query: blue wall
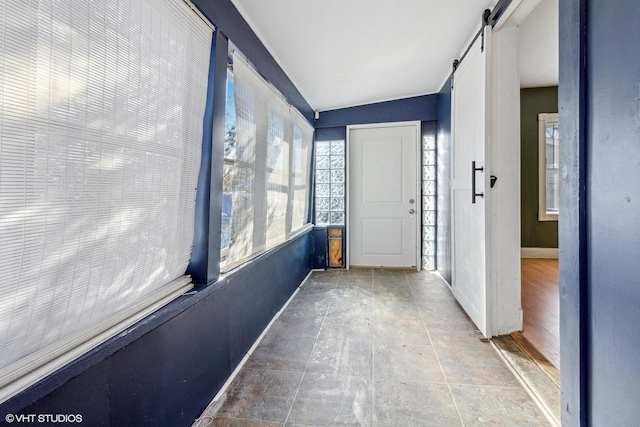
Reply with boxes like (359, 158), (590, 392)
(436, 75), (452, 284)
(585, 0), (640, 424)
(315, 94), (437, 128)
(312, 97), (438, 270)
(560, 0), (640, 425)
(315, 126), (347, 142)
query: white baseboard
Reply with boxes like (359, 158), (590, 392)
(521, 247), (559, 259)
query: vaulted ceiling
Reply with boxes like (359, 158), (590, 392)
(229, 0), (558, 112)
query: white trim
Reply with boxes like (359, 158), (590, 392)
(490, 339), (560, 427)
(346, 130), (352, 270)
(521, 247), (559, 259)
(346, 121), (422, 271)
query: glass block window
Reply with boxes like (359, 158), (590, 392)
(315, 140), (346, 225)
(423, 135), (437, 270)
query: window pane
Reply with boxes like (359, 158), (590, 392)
(331, 183), (345, 197)
(222, 52), (313, 272)
(423, 165), (436, 181)
(265, 111), (288, 249)
(316, 211), (330, 224)
(291, 124), (313, 231)
(330, 212), (345, 225)
(331, 169), (345, 184)
(331, 140), (345, 155)
(316, 184), (330, 197)
(331, 198), (345, 211)
(316, 141), (331, 155)
(317, 197), (330, 211)
(222, 70), (236, 252)
(316, 169), (330, 183)
(331, 155), (345, 169)
(545, 122), (560, 213)
(424, 195), (436, 211)
(225, 72), (237, 161)
(316, 155), (330, 169)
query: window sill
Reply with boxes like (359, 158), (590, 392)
(539, 213), (559, 222)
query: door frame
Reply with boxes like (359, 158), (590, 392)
(346, 121), (422, 270)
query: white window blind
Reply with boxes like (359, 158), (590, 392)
(0, 0), (213, 402)
(222, 52), (313, 272)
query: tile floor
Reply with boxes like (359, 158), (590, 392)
(194, 269), (550, 426)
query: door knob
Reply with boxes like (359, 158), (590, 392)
(409, 209), (415, 214)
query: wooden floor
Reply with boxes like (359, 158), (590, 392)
(520, 258), (559, 369)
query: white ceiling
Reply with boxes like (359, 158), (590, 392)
(518, 0), (559, 88)
(230, 0), (558, 112)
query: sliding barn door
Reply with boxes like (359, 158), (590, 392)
(451, 27), (492, 337)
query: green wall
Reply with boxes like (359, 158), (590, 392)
(521, 86), (558, 248)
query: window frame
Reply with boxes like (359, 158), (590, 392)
(538, 113), (560, 221)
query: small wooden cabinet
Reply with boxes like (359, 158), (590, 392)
(327, 227), (344, 268)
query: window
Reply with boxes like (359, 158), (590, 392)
(0, 0), (213, 402)
(422, 134), (437, 270)
(314, 140), (346, 225)
(221, 70), (236, 253)
(221, 51), (313, 273)
(538, 113), (560, 221)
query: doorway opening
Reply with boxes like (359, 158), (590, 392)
(513, 0), (560, 381)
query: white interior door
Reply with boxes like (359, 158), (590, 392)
(348, 123), (419, 269)
(452, 28), (491, 336)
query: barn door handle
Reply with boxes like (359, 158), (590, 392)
(472, 161), (484, 204)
